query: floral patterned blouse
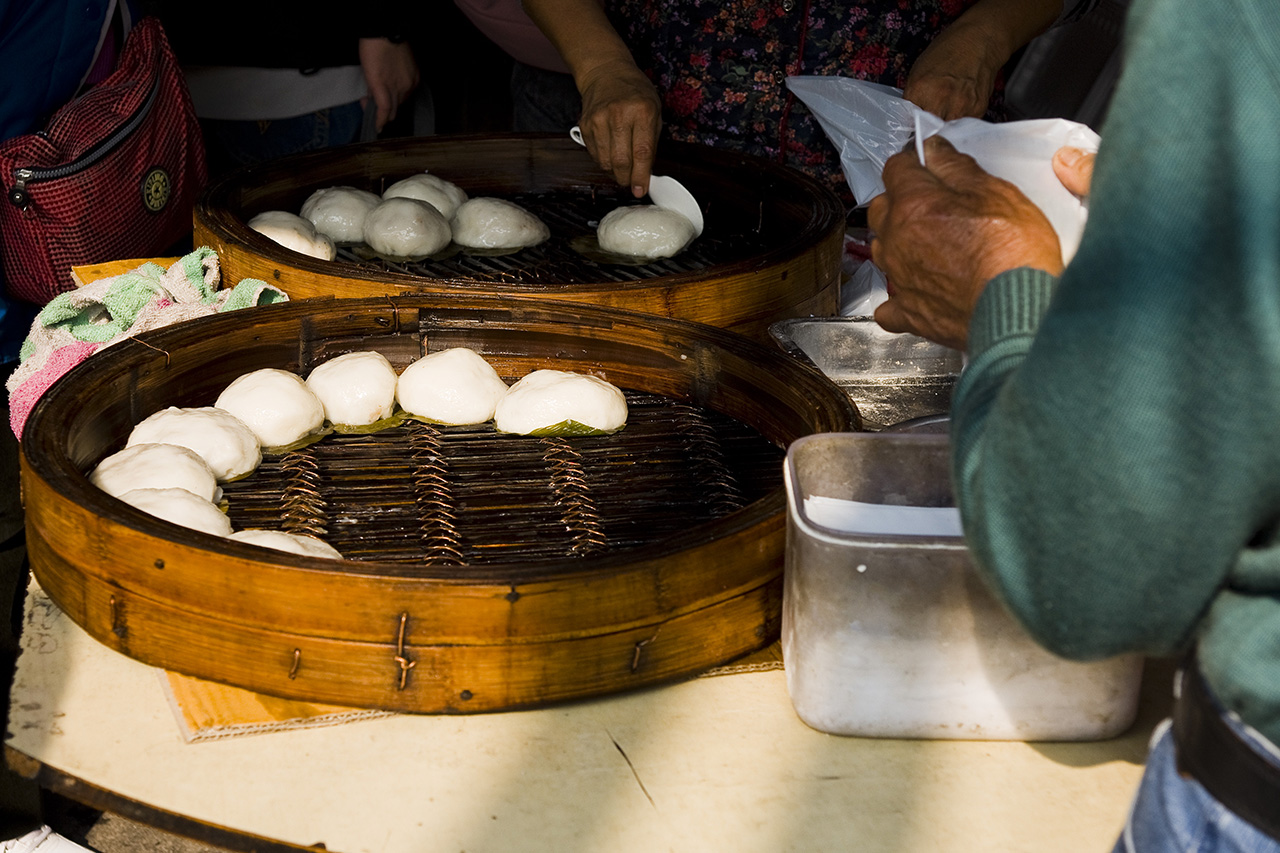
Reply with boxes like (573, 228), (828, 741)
(606, 0), (1094, 201)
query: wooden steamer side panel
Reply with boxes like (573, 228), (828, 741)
(23, 470), (787, 644)
(24, 515), (783, 713)
(22, 297), (857, 713)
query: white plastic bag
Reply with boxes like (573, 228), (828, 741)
(842, 254), (889, 316)
(787, 76), (1099, 265)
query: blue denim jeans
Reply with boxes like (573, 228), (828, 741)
(510, 62), (581, 133)
(200, 100), (366, 177)
(1114, 720), (1280, 853)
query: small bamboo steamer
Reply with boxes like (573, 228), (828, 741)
(22, 295), (858, 713)
(193, 134), (845, 340)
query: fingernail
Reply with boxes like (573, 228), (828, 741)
(1056, 146), (1086, 165)
(632, 185), (645, 198)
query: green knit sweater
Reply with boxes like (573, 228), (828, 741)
(952, 0), (1280, 747)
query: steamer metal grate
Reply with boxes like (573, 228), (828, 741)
(335, 187), (762, 284)
(221, 392), (784, 573)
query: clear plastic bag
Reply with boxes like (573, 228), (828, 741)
(788, 76), (1099, 265)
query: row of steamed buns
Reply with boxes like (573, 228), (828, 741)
(87, 347), (628, 559)
(248, 170), (698, 262)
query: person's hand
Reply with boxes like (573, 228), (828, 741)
(902, 19), (1004, 119)
(1052, 146), (1096, 198)
(903, 0), (1062, 120)
(576, 59), (662, 197)
(520, 0), (661, 195)
(869, 136), (1064, 350)
(358, 38), (421, 132)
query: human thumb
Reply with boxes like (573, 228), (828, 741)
(1052, 146), (1096, 198)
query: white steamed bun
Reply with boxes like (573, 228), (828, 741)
(300, 186), (382, 243)
(363, 197), (452, 258)
(494, 369), (628, 435)
(396, 347), (509, 425)
(126, 406), (261, 482)
(451, 197), (550, 249)
(305, 351), (399, 427)
(228, 529), (343, 560)
(247, 210), (336, 261)
(117, 487), (233, 537)
(90, 443), (221, 502)
(597, 204), (696, 259)
(382, 172), (468, 218)
(215, 368), (326, 449)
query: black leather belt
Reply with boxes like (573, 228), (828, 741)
(1173, 659), (1280, 842)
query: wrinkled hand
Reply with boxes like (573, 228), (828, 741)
(902, 20), (1003, 119)
(359, 38), (421, 132)
(576, 59), (662, 197)
(1052, 146), (1096, 198)
(869, 136), (1063, 350)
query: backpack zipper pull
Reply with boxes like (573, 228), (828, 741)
(8, 169), (32, 210)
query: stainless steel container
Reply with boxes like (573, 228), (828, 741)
(782, 431), (1144, 740)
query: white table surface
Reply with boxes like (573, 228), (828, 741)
(7, 582), (1167, 853)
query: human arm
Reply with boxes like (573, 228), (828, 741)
(902, 0), (1062, 119)
(522, 0), (661, 196)
(890, 0), (1280, 694)
(358, 38), (420, 132)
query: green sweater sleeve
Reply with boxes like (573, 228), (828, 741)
(950, 0), (1280, 743)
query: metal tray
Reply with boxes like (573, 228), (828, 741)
(770, 317), (963, 430)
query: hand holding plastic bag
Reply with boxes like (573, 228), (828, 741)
(787, 76), (1099, 265)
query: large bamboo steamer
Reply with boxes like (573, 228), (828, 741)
(22, 295), (859, 713)
(193, 135), (845, 340)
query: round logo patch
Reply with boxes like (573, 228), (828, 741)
(141, 167), (171, 213)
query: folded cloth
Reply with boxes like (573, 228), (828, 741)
(0, 824), (96, 852)
(5, 247), (286, 439)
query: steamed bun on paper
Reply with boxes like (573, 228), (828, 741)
(215, 368), (326, 449)
(305, 351), (399, 427)
(300, 186), (381, 243)
(247, 210), (337, 261)
(396, 347), (509, 425)
(494, 369), (628, 435)
(126, 406), (262, 482)
(596, 205), (696, 259)
(382, 172), (468, 219)
(228, 529), (343, 560)
(451, 198), (550, 250)
(89, 443), (221, 502)
(117, 487), (233, 537)
(363, 197), (452, 258)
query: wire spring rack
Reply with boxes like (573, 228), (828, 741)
(221, 392), (783, 573)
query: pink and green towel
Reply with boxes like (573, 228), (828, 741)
(6, 247), (287, 438)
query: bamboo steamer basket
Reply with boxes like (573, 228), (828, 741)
(22, 295), (859, 713)
(193, 134), (845, 340)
